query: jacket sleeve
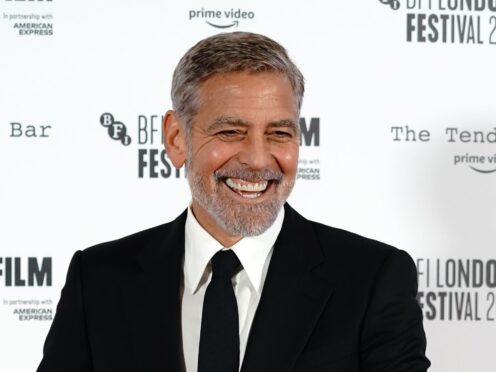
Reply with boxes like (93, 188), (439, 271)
(37, 250), (93, 372)
(360, 249), (430, 372)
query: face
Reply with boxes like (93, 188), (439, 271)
(167, 71), (299, 244)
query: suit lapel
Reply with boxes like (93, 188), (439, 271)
(121, 210), (187, 372)
(241, 204), (335, 372)
(118, 205), (335, 372)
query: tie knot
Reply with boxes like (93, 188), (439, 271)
(211, 250), (240, 279)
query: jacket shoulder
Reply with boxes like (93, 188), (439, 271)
(284, 204), (406, 265)
(305, 218), (415, 275)
(83, 222), (171, 259)
(78, 210), (186, 275)
(311, 221), (397, 255)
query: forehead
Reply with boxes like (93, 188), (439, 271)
(197, 71), (297, 116)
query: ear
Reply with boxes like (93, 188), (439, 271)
(163, 110), (187, 168)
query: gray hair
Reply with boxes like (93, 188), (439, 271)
(171, 32), (305, 133)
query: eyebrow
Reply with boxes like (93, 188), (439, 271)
(207, 116), (298, 133)
(267, 119), (299, 133)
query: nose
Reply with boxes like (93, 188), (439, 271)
(237, 135), (274, 170)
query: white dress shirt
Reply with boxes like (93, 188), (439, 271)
(181, 206), (284, 372)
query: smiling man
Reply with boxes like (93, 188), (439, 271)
(165, 71), (299, 246)
(38, 32), (430, 372)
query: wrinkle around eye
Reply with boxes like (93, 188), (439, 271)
(190, 135), (219, 158)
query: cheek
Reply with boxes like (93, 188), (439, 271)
(194, 142), (238, 171)
(275, 145), (299, 175)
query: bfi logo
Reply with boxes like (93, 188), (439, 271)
(100, 113), (132, 146)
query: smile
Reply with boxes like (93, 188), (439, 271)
(224, 178), (270, 199)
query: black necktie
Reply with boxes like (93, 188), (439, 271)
(198, 250), (241, 372)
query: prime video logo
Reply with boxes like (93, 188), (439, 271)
(189, 8), (255, 29)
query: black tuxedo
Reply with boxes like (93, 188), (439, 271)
(37, 204), (430, 372)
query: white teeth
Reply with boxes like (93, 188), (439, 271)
(225, 178), (268, 192)
(240, 192), (261, 199)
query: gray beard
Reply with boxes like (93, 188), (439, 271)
(186, 163), (294, 237)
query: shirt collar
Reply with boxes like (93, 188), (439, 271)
(184, 205), (284, 295)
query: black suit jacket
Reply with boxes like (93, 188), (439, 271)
(37, 204), (430, 372)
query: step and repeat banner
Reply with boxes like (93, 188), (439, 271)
(1, 0), (495, 371)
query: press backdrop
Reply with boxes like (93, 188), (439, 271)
(1, 0), (496, 371)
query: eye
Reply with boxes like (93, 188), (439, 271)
(216, 130), (245, 141)
(269, 130), (294, 141)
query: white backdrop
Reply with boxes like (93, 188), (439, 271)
(1, 0), (496, 371)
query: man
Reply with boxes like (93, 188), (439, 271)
(38, 32), (430, 372)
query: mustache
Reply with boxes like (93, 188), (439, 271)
(214, 167), (283, 183)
